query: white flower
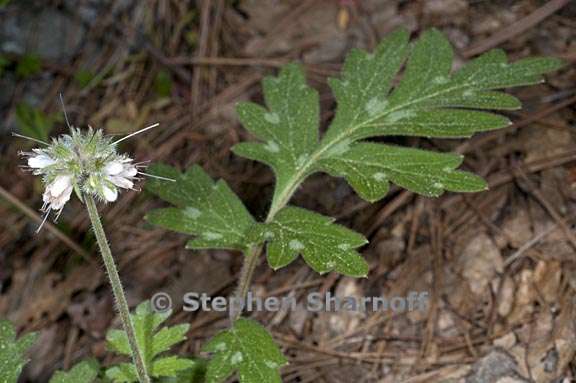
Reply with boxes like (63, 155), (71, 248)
(102, 159), (139, 201)
(102, 185), (118, 202)
(104, 160), (138, 190)
(19, 123), (161, 232)
(42, 175), (74, 211)
(28, 152), (56, 168)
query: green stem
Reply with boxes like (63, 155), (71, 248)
(84, 195), (150, 383)
(231, 174), (306, 322)
(230, 244), (262, 322)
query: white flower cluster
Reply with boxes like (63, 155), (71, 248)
(22, 127), (143, 226)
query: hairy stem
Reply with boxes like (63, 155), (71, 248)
(231, 173), (307, 322)
(230, 245), (262, 322)
(85, 195), (150, 383)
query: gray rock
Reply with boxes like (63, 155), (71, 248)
(63, 0), (134, 24)
(466, 349), (529, 383)
(0, 8), (86, 61)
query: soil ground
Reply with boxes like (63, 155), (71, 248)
(1, 1), (575, 382)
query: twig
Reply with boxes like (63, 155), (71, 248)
(503, 223), (559, 268)
(463, 0), (572, 57)
(0, 185), (91, 261)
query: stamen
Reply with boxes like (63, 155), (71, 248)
(59, 93), (73, 131)
(12, 133), (49, 146)
(112, 123), (160, 145)
(53, 207), (64, 223)
(36, 210), (50, 233)
(138, 171), (176, 182)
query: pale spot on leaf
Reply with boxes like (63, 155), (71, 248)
(231, 352), (243, 364)
(265, 360), (279, 369)
(184, 207), (201, 219)
(432, 76), (448, 84)
(372, 172), (387, 181)
(385, 110), (415, 123)
(204, 232), (223, 240)
(264, 141), (280, 153)
(325, 139), (351, 157)
(365, 97), (388, 117)
(296, 154), (309, 167)
(289, 239), (305, 250)
(264, 112), (280, 124)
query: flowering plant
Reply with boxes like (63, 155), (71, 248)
(5, 28), (564, 383)
(17, 117), (162, 383)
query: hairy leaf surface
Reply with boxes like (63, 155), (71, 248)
(146, 164), (255, 251)
(0, 319), (37, 383)
(105, 302), (196, 382)
(203, 318), (287, 383)
(49, 359), (100, 383)
(235, 28), (562, 203)
(257, 207), (369, 276)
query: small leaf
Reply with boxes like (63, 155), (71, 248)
(157, 360), (207, 383)
(105, 364), (137, 383)
(0, 319), (38, 383)
(106, 329), (132, 356)
(203, 318), (287, 383)
(146, 164), (256, 251)
(106, 301), (195, 383)
(151, 356), (196, 378)
(260, 207), (369, 276)
(49, 359), (100, 383)
(152, 325), (191, 356)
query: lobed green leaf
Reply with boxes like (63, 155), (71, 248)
(49, 359), (100, 383)
(233, 63), (320, 197)
(234, 28), (562, 208)
(319, 142), (486, 201)
(0, 319), (38, 383)
(203, 318), (287, 383)
(258, 207), (369, 277)
(105, 302), (195, 383)
(146, 164), (256, 251)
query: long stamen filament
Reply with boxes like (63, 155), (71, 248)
(36, 211), (50, 233)
(138, 171), (176, 182)
(113, 123), (160, 145)
(12, 133), (49, 146)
